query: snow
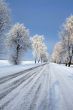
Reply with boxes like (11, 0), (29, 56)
(0, 62), (73, 110)
(0, 60), (41, 78)
(0, 60), (34, 67)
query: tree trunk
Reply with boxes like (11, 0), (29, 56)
(38, 60), (40, 63)
(15, 44), (20, 65)
(41, 57), (42, 63)
(35, 59), (36, 64)
(65, 63), (67, 66)
(68, 56), (72, 67)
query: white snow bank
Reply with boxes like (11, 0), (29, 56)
(0, 60), (10, 66)
(0, 60), (35, 67)
(0, 60), (41, 78)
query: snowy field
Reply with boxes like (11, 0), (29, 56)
(0, 61), (73, 110)
(0, 60), (42, 78)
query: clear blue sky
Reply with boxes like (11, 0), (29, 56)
(6, 0), (73, 60)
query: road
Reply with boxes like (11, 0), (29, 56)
(0, 63), (73, 110)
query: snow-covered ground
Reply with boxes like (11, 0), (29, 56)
(0, 61), (73, 110)
(0, 60), (35, 67)
(0, 60), (41, 78)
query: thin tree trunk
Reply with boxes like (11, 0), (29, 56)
(65, 63), (67, 66)
(41, 57), (42, 63)
(15, 44), (20, 65)
(68, 56), (72, 67)
(35, 59), (36, 64)
(38, 60), (40, 63)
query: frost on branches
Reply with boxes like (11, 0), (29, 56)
(0, 0), (10, 34)
(0, 0), (10, 58)
(51, 42), (63, 64)
(6, 23), (31, 65)
(60, 15), (73, 66)
(31, 34), (49, 63)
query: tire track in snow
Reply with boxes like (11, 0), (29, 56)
(2, 65), (47, 110)
(0, 64), (46, 84)
(0, 66), (43, 100)
(0, 64), (46, 109)
(1, 63), (72, 110)
(29, 65), (50, 110)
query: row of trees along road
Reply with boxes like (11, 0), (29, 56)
(0, 0), (49, 65)
(31, 35), (49, 63)
(51, 15), (73, 67)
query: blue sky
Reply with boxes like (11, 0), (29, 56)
(6, 0), (73, 60)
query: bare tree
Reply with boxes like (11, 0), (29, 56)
(6, 23), (31, 65)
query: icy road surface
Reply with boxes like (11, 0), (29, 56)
(0, 63), (73, 110)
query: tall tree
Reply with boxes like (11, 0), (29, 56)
(51, 42), (63, 64)
(7, 23), (31, 65)
(0, 0), (10, 58)
(31, 34), (49, 63)
(60, 15), (73, 66)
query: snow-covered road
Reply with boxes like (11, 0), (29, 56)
(0, 63), (73, 110)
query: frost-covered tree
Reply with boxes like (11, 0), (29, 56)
(0, 0), (10, 58)
(31, 34), (49, 63)
(51, 42), (63, 64)
(39, 51), (49, 62)
(37, 43), (49, 63)
(0, 0), (10, 34)
(31, 35), (44, 63)
(60, 15), (73, 66)
(7, 23), (30, 65)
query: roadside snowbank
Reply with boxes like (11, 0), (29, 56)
(0, 60), (41, 78)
